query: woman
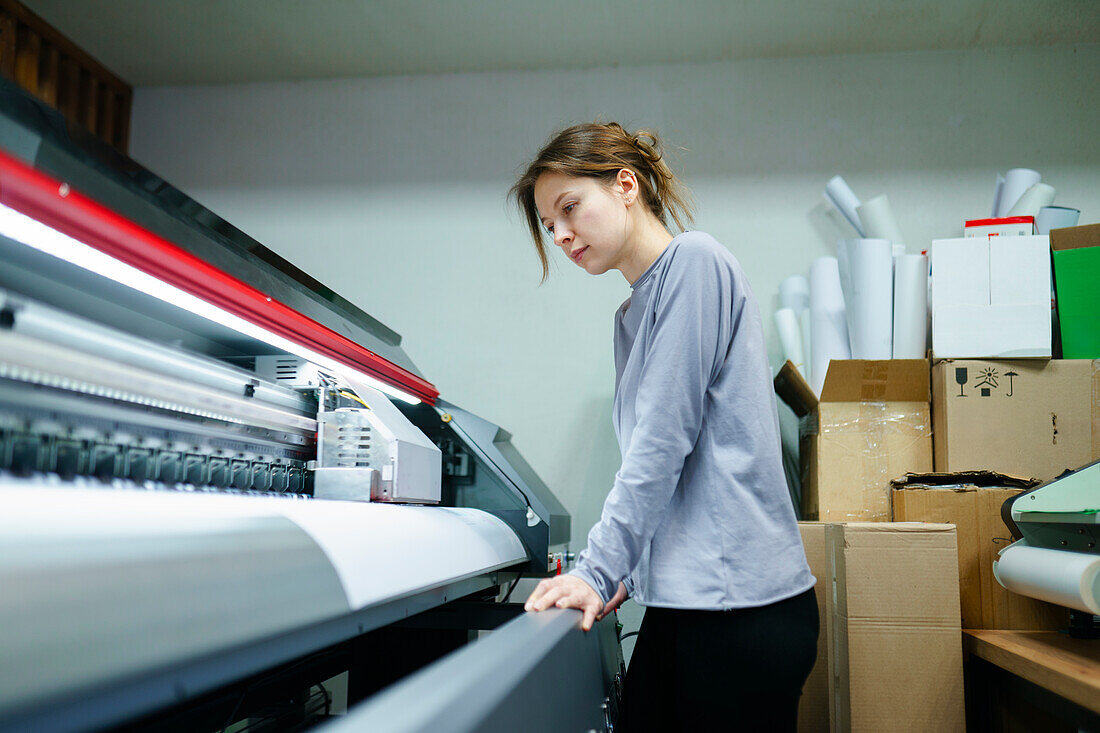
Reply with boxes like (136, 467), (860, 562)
(513, 122), (818, 732)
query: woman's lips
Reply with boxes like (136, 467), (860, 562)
(571, 246), (588, 263)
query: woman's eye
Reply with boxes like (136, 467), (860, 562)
(563, 203), (575, 214)
(545, 226), (554, 235)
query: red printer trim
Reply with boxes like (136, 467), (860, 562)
(0, 149), (439, 404)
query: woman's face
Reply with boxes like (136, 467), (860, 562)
(533, 172), (632, 276)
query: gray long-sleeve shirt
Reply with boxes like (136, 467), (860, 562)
(570, 231), (814, 609)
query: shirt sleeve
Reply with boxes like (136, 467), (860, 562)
(569, 243), (736, 603)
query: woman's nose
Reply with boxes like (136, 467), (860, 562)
(554, 227), (573, 248)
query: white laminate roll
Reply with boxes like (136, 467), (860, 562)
(1007, 182), (1057, 218)
(809, 256), (851, 395)
(1035, 206), (1081, 235)
(774, 307), (806, 378)
(824, 175), (865, 236)
(892, 254), (929, 358)
(799, 308), (813, 389)
(837, 238), (893, 359)
(779, 275), (810, 314)
(993, 543), (1100, 615)
(856, 194), (905, 246)
(996, 168), (1041, 216)
(991, 173), (1006, 218)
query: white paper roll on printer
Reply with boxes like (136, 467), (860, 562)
(994, 460), (1100, 636)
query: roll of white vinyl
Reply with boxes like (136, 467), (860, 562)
(856, 194), (905, 246)
(1007, 182), (1057, 218)
(996, 168), (1041, 216)
(774, 308), (806, 377)
(1035, 206), (1081, 235)
(892, 254), (928, 358)
(836, 238), (893, 359)
(993, 543), (1100, 615)
(809, 256), (851, 395)
(779, 275), (810, 314)
(991, 173), (1006, 217)
(824, 175), (865, 236)
(799, 308), (813, 388)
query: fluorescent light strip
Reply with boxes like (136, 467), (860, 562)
(0, 204), (420, 405)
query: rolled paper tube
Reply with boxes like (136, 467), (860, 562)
(997, 168), (1041, 216)
(774, 308), (806, 377)
(994, 543), (1100, 615)
(837, 238), (893, 359)
(1035, 206), (1080, 235)
(991, 173), (1005, 218)
(779, 275), (810, 314)
(1007, 182), (1057, 218)
(856, 194), (905, 246)
(824, 175), (865, 236)
(892, 254), (929, 358)
(809, 256), (851, 395)
(799, 308), (813, 387)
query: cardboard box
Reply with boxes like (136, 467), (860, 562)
(931, 235), (1051, 358)
(931, 358), (1100, 481)
(1050, 223), (1100, 359)
(891, 472), (1067, 630)
(964, 216), (1035, 239)
(798, 522), (830, 733)
(826, 523), (965, 732)
(774, 360), (932, 522)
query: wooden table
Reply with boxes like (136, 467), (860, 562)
(963, 630), (1100, 731)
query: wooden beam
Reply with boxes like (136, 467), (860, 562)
(81, 70), (97, 133)
(57, 53), (78, 120)
(0, 0), (128, 95)
(0, 12), (15, 78)
(0, 0), (132, 153)
(114, 86), (131, 153)
(13, 22), (38, 93)
(37, 41), (57, 105)
(97, 82), (113, 139)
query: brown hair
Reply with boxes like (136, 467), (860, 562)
(509, 122), (694, 281)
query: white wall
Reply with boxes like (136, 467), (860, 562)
(130, 43), (1100, 559)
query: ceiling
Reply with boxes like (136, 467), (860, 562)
(23, 0), (1100, 87)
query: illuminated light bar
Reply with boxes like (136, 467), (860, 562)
(0, 150), (437, 405)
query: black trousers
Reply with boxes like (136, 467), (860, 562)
(618, 587), (819, 733)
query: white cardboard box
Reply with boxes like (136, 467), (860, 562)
(931, 235), (1051, 358)
(964, 216), (1035, 239)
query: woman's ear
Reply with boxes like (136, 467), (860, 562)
(616, 168), (639, 206)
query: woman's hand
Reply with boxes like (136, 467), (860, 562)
(598, 582), (629, 621)
(524, 575), (604, 631)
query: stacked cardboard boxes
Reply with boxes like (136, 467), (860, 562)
(775, 359), (932, 522)
(1050, 224), (1100, 359)
(797, 522), (829, 733)
(931, 234), (1051, 359)
(892, 472), (1068, 630)
(797, 522), (965, 732)
(930, 358), (1100, 481)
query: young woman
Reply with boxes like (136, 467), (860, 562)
(513, 122), (818, 732)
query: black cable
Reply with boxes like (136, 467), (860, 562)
(218, 649), (331, 732)
(619, 631), (639, 642)
(503, 573), (522, 602)
(317, 682), (332, 717)
(220, 684), (248, 733)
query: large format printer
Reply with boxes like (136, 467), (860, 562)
(0, 80), (623, 732)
